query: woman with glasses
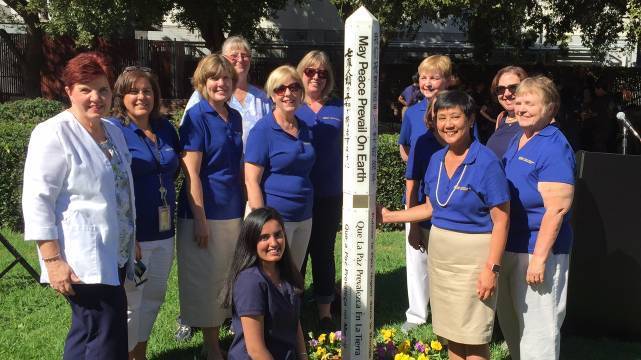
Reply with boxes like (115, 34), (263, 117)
(177, 54), (244, 359)
(107, 66), (180, 359)
(182, 35), (271, 146)
(245, 65), (315, 271)
(22, 52), (134, 359)
(294, 50), (342, 332)
(486, 66), (529, 158)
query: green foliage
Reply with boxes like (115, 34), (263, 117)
(0, 98), (64, 231)
(376, 133), (404, 231)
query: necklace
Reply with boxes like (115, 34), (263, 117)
(435, 160), (468, 207)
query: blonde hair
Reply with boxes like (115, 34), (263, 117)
(222, 35), (251, 56)
(418, 55), (452, 78)
(296, 50), (335, 100)
(264, 65), (305, 100)
(192, 54), (238, 102)
(515, 75), (560, 118)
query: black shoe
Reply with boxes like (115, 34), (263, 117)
(318, 316), (337, 334)
(175, 316), (194, 342)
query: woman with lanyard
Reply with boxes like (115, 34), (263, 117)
(108, 66), (180, 359)
(245, 65), (315, 272)
(381, 90), (510, 360)
(497, 76), (575, 360)
(294, 50), (342, 332)
(177, 54), (245, 359)
(22, 52), (135, 358)
(486, 66), (529, 158)
(181, 35), (271, 146)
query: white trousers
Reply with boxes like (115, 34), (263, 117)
(124, 237), (174, 351)
(497, 251), (570, 360)
(284, 217), (313, 271)
(404, 222), (430, 324)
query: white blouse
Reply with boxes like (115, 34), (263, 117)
(22, 110), (136, 286)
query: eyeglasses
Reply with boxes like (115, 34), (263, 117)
(274, 83), (302, 96)
(303, 67), (329, 79)
(124, 65), (152, 73)
(495, 84), (519, 95)
(226, 53), (251, 62)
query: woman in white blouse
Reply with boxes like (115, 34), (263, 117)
(22, 52), (136, 359)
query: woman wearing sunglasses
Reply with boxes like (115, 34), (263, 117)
(177, 54), (244, 359)
(107, 66), (180, 359)
(486, 66), (529, 158)
(294, 50), (342, 332)
(245, 65), (315, 272)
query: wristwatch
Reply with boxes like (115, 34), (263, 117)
(488, 263), (501, 274)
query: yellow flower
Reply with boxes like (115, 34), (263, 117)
(329, 332), (336, 344)
(337, 348), (342, 357)
(394, 354), (410, 360)
(398, 339), (411, 353)
(315, 346), (327, 357)
(417, 354), (428, 360)
(318, 333), (327, 345)
(431, 340), (443, 351)
(381, 328), (396, 342)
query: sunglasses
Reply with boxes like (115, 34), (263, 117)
(495, 84), (519, 95)
(274, 83), (302, 96)
(226, 53), (250, 62)
(303, 68), (329, 79)
(124, 65), (152, 73)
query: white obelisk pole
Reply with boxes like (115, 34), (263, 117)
(341, 6), (379, 360)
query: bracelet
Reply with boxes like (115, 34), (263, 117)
(42, 253), (61, 263)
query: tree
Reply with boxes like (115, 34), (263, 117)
(0, 0), (169, 97)
(171, 0), (292, 51)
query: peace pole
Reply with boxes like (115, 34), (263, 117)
(341, 6), (380, 359)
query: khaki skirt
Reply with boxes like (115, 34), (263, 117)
(428, 225), (496, 344)
(176, 217), (242, 327)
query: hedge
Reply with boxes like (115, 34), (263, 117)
(0, 99), (405, 232)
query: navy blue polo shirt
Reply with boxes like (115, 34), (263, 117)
(503, 124), (575, 254)
(295, 99), (343, 198)
(398, 98), (429, 147)
(486, 115), (521, 159)
(107, 117), (180, 242)
(228, 266), (300, 360)
(245, 113), (315, 222)
(177, 99), (244, 220)
(424, 140), (509, 233)
(405, 130), (443, 229)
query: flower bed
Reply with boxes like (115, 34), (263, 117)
(308, 328), (445, 360)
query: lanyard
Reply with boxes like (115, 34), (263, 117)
(136, 126), (169, 208)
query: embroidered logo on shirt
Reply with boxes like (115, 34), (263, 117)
(518, 156), (535, 164)
(455, 186), (470, 191)
(322, 116), (342, 122)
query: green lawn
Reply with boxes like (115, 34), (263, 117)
(1, 228), (640, 359)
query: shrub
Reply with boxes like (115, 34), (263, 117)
(0, 98), (65, 231)
(376, 133), (405, 231)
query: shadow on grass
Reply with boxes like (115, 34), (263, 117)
(152, 344), (201, 360)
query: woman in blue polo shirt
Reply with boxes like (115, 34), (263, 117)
(177, 54), (245, 359)
(108, 66), (180, 359)
(222, 207), (307, 359)
(294, 50), (342, 331)
(381, 90), (510, 360)
(245, 65), (315, 272)
(497, 76), (575, 360)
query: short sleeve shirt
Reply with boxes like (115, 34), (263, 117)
(405, 130), (443, 229)
(503, 124), (575, 254)
(424, 140), (510, 233)
(295, 99), (343, 198)
(228, 266), (300, 360)
(107, 117), (180, 242)
(398, 98), (429, 147)
(177, 99), (244, 220)
(245, 113), (315, 222)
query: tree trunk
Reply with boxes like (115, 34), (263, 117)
(22, 27), (44, 98)
(200, 20), (226, 52)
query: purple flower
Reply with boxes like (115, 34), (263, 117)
(414, 341), (426, 353)
(386, 340), (396, 355)
(376, 345), (387, 359)
(334, 330), (342, 341)
(309, 339), (319, 347)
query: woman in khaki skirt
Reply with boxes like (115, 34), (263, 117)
(381, 90), (510, 360)
(177, 54), (245, 359)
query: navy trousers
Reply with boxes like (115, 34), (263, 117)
(301, 195), (342, 304)
(63, 268), (128, 360)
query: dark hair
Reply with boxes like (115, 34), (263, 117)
(62, 52), (114, 89)
(433, 89), (477, 120)
(411, 73), (419, 83)
(112, 68), (162, 122)
(222, 208), (304, 308)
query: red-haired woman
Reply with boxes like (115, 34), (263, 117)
(22, 52), (135, 359)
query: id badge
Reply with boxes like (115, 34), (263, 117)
(158, 205), (171, 232)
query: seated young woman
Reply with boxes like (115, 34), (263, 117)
(223, 208), (308, 360)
